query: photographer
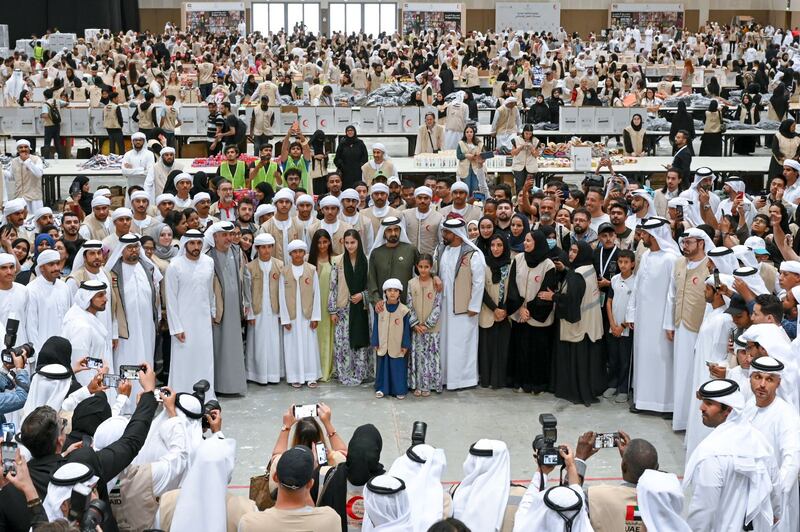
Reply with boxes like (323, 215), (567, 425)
(0, 343), (30, 422)
(574, 431), (660, 530)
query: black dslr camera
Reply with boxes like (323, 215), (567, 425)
(532, 413), (563, 467)
(1, 318), (34, 366)
(411, 421), (427, 446)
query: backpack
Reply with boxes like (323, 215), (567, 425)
(47, 100), (61, 125)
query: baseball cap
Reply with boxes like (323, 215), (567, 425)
(597, 222), (615, 234)
(276, 446), (315, 490)
(725, 293), (748, 317)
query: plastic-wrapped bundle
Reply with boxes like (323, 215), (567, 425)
(756, 119), (781, 130)
(724, 120), (755, 130)
(646, 117), (672, 131)
(443, 91), (498, 109)
(662, 93), (713, 109)
(363, 82), (420, 106)
(77, 154), (124, 170)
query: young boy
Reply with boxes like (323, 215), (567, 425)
(372, 278), (412, 399)
(605, 249), (635, 403)
(278, 239), (321, 388)
(724, 336), (753, 404)
(159, 94), (182, 148)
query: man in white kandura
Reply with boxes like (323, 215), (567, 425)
(245, 233), (284, 384)
(61, 280), (112, 386)
(165, 229), (216, 396)
(434, 218), (485, 390)
(0, 253), (28, 344)
(26, 249), (72, 353)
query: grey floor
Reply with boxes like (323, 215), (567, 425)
(219, 381), (687, 491)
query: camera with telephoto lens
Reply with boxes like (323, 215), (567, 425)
(1, 318), (34, 366)
(411, 421), (427, 446)
(202, 399), (221, 431)
(532, 413), (563, 467)
(77, 499), (108, 532)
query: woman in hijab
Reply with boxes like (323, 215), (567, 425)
(769, 119), (800, 178)
(12, 238), (32, 285)
(319, 423), (386, 531)
(69, 175), (93, 215)
(507, 214), (530, 256)
(190, 171), (216, 202)
(733, 92), (760, 155)
(242, 74), (259, 100)
(32, 233), (55, 271)
(439, 62), (455, 96)
(548, 240), (605, 406)
(149, 223), (180, 262)
(768, 82), (789, 121)
(333, 125), (368, 189)
(478, 234), (512, 389)
(699, 99), (724, 156)
(505, 230), (558, 394)
(669, 100), (695, 155)
(309, 130), (328, 195)
(622, 113), (646, 157)
(527, 94), (551, 124)
(475, 216), (497, 258)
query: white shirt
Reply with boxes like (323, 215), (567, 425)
(122, 148), (156, 180)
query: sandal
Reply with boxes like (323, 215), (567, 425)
(307, 381), (318, 388)
(396, 395), (406, 400)
(413, 390), (422, 397)
(291, 383), (302, 389)
(375, 391), (384, 398)
(421, 391), (431, 397)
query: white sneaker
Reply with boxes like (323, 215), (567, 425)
(615, 393), (629, 403)
(602, 387), (616, 399)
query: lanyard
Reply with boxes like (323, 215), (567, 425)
(599, 247), (616, 278)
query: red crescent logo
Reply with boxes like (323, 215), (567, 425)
(272, 273), (279, 280)
(304, 277), (311, 285)
(394, 318), (400, 325)
(405, 119), (412, 127)
(427, 292), (433, 299)
(346, 495), (365, 521)
(424, 224), (430, 231)
(321, 119), (327, 126)
(692, 276), (699, 285)
(534, 275), (542, 282)
(302, 119), (309, 127)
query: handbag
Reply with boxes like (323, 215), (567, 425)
(249, 461), (275, 511)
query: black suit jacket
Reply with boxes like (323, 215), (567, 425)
(672, 147), (693, 188)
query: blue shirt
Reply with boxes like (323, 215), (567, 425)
(0, 369), (30, 421)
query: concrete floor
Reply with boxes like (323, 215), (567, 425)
(218, 381), (687, 491)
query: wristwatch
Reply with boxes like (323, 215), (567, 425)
(280, 424), (290, 432)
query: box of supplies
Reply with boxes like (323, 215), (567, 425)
(559, 106), (578, 133)
(237, 106), (253, 138)
(359, 107), (380, 134)
(195, 106), (210, 136)
(612, 107), (632, 132)
(89, 108), (106, 136)
(577, 107), (595, 133)
(58, 109), (73, 135)
(382, 107), (403, 133)
(280, 105), (299, 131)
(119, 106), (134, 136)
(297, 107), (316, 133)
(594, 107), (613, 134)
(178, 105), (198, 136)
(315, 106), (334, 131)
(71, 108), (90, 135)
(0, 25), (8, 49)
(31, 87), (45, 102)
(334, 107), (353, 132)
(478, 109), (492, 125)
(0, 107), (20, 135)
(15, 39), (32, 53)
(403, 107), (421, 130)
(571, 146), (592, 172)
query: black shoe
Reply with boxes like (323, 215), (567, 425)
(629, 405), (641, 414)
(661, 412), (673, 420)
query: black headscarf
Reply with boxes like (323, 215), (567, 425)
(508, 214), (530, 253)
(779, 118), (797, 139)
(190, 170), (211, 197)
(630, 113), (643, 131)
(63, 392), (112, 448)
(524, 229), (551, 268)
(318, 423), (385, 531)
(771, 82), (789, 120)
(485, 234), (511, 283)
(162, 169), (182, 196)
(70, 175), (93, 215)
(36, 336), (82, 393)
(340, 125), (359, 147)
(672, 100), (693, 131)
(310, 130), (326, 155)
(474, 215), (496, 257)
(570, 240), (595, 268)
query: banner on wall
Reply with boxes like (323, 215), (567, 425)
(402, 3), (463, 35)
(495, 3), (560, 34)
(183, 2), (246, 35)
(609, 4), (684, 29)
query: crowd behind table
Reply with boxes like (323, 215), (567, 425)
(1, 18), (800, 532)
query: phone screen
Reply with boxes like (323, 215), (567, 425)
(87, 357), (103, 369)
(103, 374), (121, 387)
(119, 366), (141, 380)
(294, 404), (318, 419)
(594, 433), (618, 449)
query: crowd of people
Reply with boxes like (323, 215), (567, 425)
(1, 16), (800, 532)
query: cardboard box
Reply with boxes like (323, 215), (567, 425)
(178, 105), (198, 136)
(119, 106), (134, 135)
(612, 107), (632, 133)
(195, 106), (210, 136)
(359, 107), (379, 133)
(280, 106), (299, 131)
(401, 107), (420, 130)
(316, 106), (334, 131)
(89, 108), (106, 136)
(559, 107), (578, 133)
(577, 108), (595, 133)
(382, 107), (403, 133)
(0, 107), (20, 135)
(594, 107), (613, 135)
(297, 107), (316, 132)
(71, 108), (90, 136)
(571, 146), (592, 171)
(334, 107), (353, 132)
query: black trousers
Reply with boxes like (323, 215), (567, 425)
(606, 333), (633, 393)
(107, 128), (125, 155)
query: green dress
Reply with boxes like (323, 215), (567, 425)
(316, 260), (334, 381)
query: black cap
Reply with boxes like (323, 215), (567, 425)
(276, 446), (315, 489)
(725, 293), (748, 316)
(597, 222), (615, 234)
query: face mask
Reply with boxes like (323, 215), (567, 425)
(547, 238), (557, 249)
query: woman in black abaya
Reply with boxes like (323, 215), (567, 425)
(505, 229), (558, 393)
(546, 241), (606, 406)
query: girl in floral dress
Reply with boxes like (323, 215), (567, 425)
(406, 254), (443, 396)
(328, 229), (373, 385)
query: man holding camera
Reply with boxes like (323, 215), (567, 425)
(0, 342), (30, 423)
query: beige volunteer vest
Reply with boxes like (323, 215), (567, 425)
(673, 258), (710, 332)
(511, 253), (555, 326)
(376, 302), (409, 357)
(246, 258), (283, 315)
(408, 277), (440, 332)
(282, 262), (316, 320)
